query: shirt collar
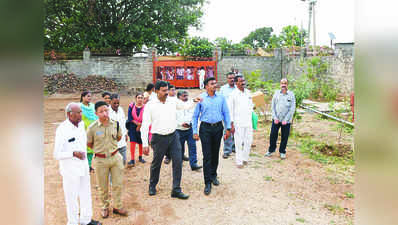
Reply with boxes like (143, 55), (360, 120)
(66, 119), (83, 129)
(204, 92), (218, 97)
(98, 119), (112, 127)
(279, 89), (289, 94)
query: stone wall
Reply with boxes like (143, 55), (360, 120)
(218, 54), (354, 94)
(44, 50), (354, 94)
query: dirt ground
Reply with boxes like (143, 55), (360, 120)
(44, 90), (354, 225)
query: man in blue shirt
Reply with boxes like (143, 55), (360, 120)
(192, 77), (231, 195)
(219, 72), (236, 158)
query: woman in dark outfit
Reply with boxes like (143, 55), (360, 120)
(126, 93), (146, 167)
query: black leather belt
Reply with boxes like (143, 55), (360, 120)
(201, 121), (222, 127)
(153, 131), (176, 137)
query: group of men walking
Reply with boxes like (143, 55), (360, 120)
(54, 73), (296, 224)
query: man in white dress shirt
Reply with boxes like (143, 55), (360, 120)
(141, 81), (200, 199)
(164, 84), (178, 164)
(54, 102), (101, 225)
(109, 94), (128, 166)
(228, 75), (254, 168)
(176, 90), (202, 171)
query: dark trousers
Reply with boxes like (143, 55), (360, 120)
(199, 122), (223, 184)
(149, 131), (182, 192)
(268, 120), (291, 154)
(177, 128), (198, 168)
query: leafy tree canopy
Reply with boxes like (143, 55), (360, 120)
(44, 0), (205, 54)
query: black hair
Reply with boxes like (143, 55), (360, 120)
(169, 84), (175, 89)
(226, 72), (235, 78)
(177, 90), (187, 98)
(135, 92), (143, 98)
(155, 80), (168, 90)
(102, 91), (111, 98)
(80, 91), (90, 102)
(146, 83), (155, 92)
(95, 101), (108, 111)
(110, 93), (119, 100)
(234, 75), (244, 82)
(201, 66), (204, 70)
(204, 77), (216, 86)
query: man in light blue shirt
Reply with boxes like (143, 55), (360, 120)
(219, 72), (236, 158)
(192, 77), (231, 195)
(265, 78), (296, 159)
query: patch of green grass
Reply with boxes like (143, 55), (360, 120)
(344, 192), (354, 198)
(298, 137), (354, 166)
(296, 218), (306, 223)
(264, 176), (274, 181)
(326, 176), (340, 185)
(324, 204), (344, 215)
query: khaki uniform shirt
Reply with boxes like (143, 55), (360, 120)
(87, 119), (122, 157)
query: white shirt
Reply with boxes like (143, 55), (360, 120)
(141, 97), (196, 147)
(176, 99), (194, 131)
(149, 92), (157, 102)
(53, 120), (89, 177)
(109, 106), (127, 148)
(228, 88), (254, 127)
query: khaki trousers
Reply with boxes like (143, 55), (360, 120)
(93, 153), (124, 209)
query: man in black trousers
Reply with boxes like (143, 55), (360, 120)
(141, 81), (200, 199)
(192, 77), (231, 195)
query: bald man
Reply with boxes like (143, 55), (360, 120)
(54, 103), (101, 225)
(265, 78), (296, 159)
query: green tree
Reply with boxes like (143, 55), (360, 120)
(44, 0), (205, 54)
(179, 37), (215, 57)
(241, 27), (273, 48)
(268, 34), (281, 49)
(278, 25), (306, 47)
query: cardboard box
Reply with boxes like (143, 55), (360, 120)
(251, 91), (266, 108)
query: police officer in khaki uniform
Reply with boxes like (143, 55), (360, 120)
(87, 101), (128, 218)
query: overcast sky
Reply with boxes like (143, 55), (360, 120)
(189, 0), (354, 46)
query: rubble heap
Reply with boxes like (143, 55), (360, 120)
(44, 73), (124, 94)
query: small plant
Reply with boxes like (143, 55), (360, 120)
(345, 192), (354, 198)
(324, 204), (344, 215)
(264, 176), (273, 181)
(296, 218), (306, 223)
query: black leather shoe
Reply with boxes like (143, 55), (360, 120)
(191, 164), (202, 171)
(222, 153), (228, 159)
(164, 157), (171, 164)
(149, 186), (156, 196)
(204, 183), (211, 195)
(171, 191), (189, 199)
(87, 219), (102, 225)
(212, 178), (220, 186)
(183, 155), (189, 161)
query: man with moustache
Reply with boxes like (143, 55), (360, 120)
(54, 102), (101, 225)
(141, 81), (201, 199)
(228, 75), (254, 168)
(264, 78), (296, 159)
(219, 72), (236, 159)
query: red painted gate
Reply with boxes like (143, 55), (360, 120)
(153, 57), (217, 88)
